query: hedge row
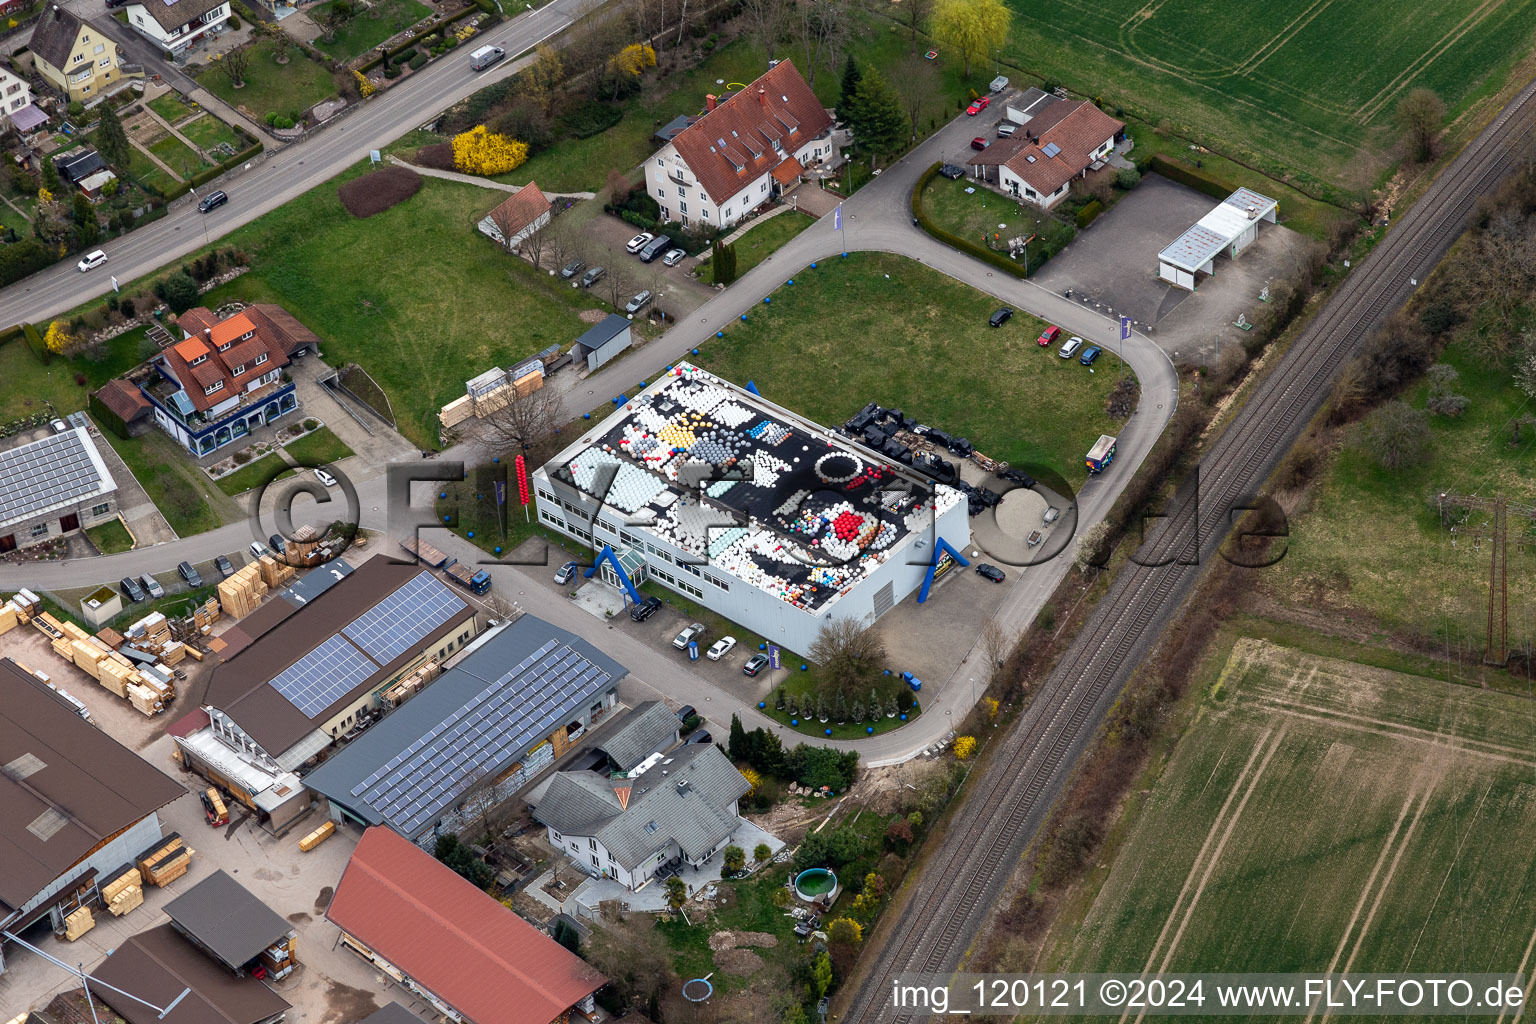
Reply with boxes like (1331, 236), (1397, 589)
(0, 323), (24, 349)
(356, 5), (485, 73)
(911, 163), (1027, 280)
(21, 322), (49, 364)
(1147, 154), (1233, 202)
(1075, 199), (1104, 228)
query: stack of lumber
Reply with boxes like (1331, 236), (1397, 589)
(137, 833), (192, 887)
(63, 906), (94, 941)
(96, 656), (136, 699)
(126, 682), (163, 717)
(102, 866), (144, 917)
(192, 598), (221, 630)
(256, 555), (296, 589)
(217, 564), (267, 617)
(183, 645), (205, 662)
(9, 589), (38, 620)
(68, 637), (111, 678)
(33, 611), (65, 640)
(299, 820), (335, 852)
(161, 640), (187, 666)
(0, 600), (18, 636)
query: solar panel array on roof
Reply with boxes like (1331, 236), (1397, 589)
(343, 573), (465, 664)
(0, 429), (112, 527)
(349, 639), (613, 835)
(269, 633), (375, 718)
(1040, 141), (1061, 158)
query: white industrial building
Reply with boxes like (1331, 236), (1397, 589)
(532, 363), (970, 655)
(1157, 187), (1278, 290)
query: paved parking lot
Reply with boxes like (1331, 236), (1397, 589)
(1034, 173), (1305, 365)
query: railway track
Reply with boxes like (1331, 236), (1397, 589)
(846, 75), (1536, 1023)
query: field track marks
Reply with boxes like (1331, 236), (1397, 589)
(1355, 0), (1509, 121)
(1234, 0), (1336, 77)
(1302, 771), (1435, 1024)
(1495, 913), (1536, 1024)
(1119, 0), (1171, 32)
(1404, 780), (1494, 969)
(1121, 724), (1290, 1024)
(1321, 769), (1442, 1024)
(1251, 699), (1536, 769)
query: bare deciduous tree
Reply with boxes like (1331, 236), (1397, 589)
(796, 0), (852, 88)
(903, 0), (934, 40)
(808, 616), (886, 698)
(893, 51), (939, 140)
(741, 0), (791, 58)
(481, 382), (566, 457)
(543, 213), (585, 272)
(980, 619), (1009, 670)
(604, 257), (637, 310)
(519, 220), (550, 270)
(1396, 87), (1445, 162)
(218, 43), (254, 88)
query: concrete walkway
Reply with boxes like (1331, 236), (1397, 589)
(386, 155), (597, 199)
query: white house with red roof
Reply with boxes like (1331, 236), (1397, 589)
(968, 100), (1123, 210)
(643, 60), (834, 231)
(137, 305), (318, 456)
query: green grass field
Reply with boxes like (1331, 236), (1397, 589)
(283, 425), (354, 466)
(85, 518), (134, 553)
(179, 114), (245, 155)
(920, 175), (1075, 257)
(712, 210), (815, 284)
(200, 167), (608, 446)
(104, 429), (239, 536)
(312, 0), (431, 61)
(147, 92), (197, 125)
(215, 454), (295, 496)
(1045, 637), (1536, 986)
(197, 41), (337, 119)
(148, 134), (211, 179)
(1001, 0), (1536, 191)
(694, 252), (1130, 486)
(0, 325), (157, 422)
(1266, 338), (1536, 645)
(126, 143), (180, 193)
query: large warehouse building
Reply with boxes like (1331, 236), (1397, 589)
(532, 363), (969, 653)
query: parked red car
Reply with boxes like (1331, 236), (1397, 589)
(966, 96), (991, 115)
(971, 137), (990, 151)
(1038, 325), (1062, 346)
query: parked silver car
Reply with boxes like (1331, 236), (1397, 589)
(625, 290), (653, 314)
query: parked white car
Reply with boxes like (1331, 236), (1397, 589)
(706, 636), (737, 660)
(77, 249), (107, 272)
(313, 468), (337, 487)
(625, 232), (654, 254)
(662, 248), (687, 267)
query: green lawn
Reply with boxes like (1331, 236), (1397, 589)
(0, 197), (31, 236)
(999, 0), (1536, 195)
(148, 133), (212, 180)
(312, 0), (431, 61)
(197, 41), (337, 120)
(148, 92), (197, 125)
(198, 167), (610, 446)
(126, 143), (181, 192)
(460, 17), (972, 194)
(0, 325), (157, 422)
(104, 429), (240, 536)
(215, 454), (295, 496)
(694, 252), (1130, 486)
(283, 425), (354, 466)
(85, 518), (134, 553)
(1267, 339), (1536, 645)
(712, 210), (814, 284)
(920, 174), (1076, 260)
(179, 114), (245, 156)
(1043, 637), (1536, 988)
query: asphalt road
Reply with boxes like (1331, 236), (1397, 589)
(0, 0), (584, 326)
(0, 91), (1178, 763)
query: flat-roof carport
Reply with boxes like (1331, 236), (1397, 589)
(1157, 187), (1278, 290)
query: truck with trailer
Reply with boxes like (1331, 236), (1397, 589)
(400, 538), (492, 595)
(1086, 435), (1118, 474)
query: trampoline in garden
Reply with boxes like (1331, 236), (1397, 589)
(683, 977), (714, 1002)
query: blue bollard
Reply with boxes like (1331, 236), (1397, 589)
(825, 729), (832, 736)
(717, 331), (724, 338)
(692, 348), (699, 354)
(842, 252), (848, 258)
(788, 279), (794, 285)
(492, 457), (499, 464)
(467, 531), (474, 538)
(443, 515), (451, 523)
(583, 413), (590, 419)
(758, 701), (765, 709)
(639, 381), (647, 388)
(900, 713), (908, 721)
(866, 726), (874, 734)
(494, 547), (502, 555)
(740, 314), (748, 321)
(800, 664), (808, 671)
(791, 718), (799, 726)
(811, 262), (817, 268)
(763, 297), (770, 304)
(759, 643), (766, 650)
(439, 491), (447, 499)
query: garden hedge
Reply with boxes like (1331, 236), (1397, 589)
(1076, 199), (1103, 228)
(21, 322), (49, 364)
(1147, 154), (1234, 201)
(911, 163), (1027, 279)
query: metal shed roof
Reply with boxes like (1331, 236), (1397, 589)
(0, 427), (115, 531)
(163, 870), (292, 969)
(1158, 187), (1278, 273)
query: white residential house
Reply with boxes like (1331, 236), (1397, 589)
(124, 0), (230, 54)
(643, 59), (834, 232)
(969, 99), (1124, 211)
(0, 67), (34, 129)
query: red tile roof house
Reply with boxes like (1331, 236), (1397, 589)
(327, 827), (607, 1024)
(477, 182), (553, 250)
(133, 304), (318, 457)
(967, 100), (1124, 210)
(643, 60), (834, 231)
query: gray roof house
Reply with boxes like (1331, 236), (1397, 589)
(0, 426), (118, 555)
(597, 700), (680, 772)
(571, 314), (632, 373)
(302, 615), (626, 847)
(533, 743), (751, 890)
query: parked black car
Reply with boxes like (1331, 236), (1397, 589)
(629, 595), (662, 621)
(268, 533), (286, 554)
(989, 307), (1013, 327)
(214, 554), (235, 578)
(688, 730), (713, 745)
(177, 561), (203, 587)
(939, 164), (966, 179)
(120, 576), (147, 602)
(975, 563), (1006, 583)
(675, 704), (697, 722)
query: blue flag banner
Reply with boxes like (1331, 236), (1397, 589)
(769, 645), (781, 669)
(495, 481), (506, 506)
(834, 204), (842, 231)
(1120, 315), (1132, 341)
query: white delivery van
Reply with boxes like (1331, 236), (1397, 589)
(470, 45), (505, 71)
